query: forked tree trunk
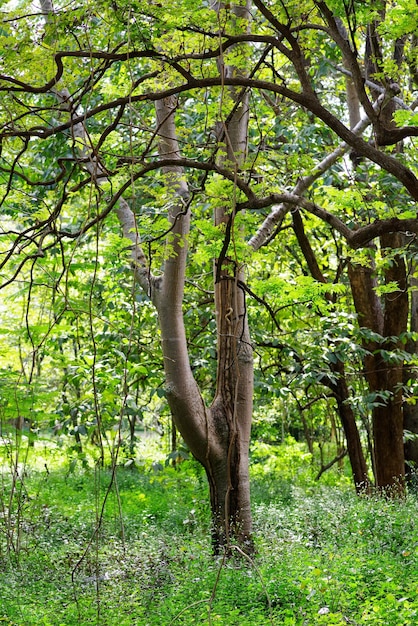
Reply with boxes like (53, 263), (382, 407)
(338, 34), (407, 493)
(205, 0), (253, 553)
(150, 3), (254, 549)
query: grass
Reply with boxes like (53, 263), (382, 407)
(0, 442), (417, 625)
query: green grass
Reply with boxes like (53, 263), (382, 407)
(0, 445), (417, 625)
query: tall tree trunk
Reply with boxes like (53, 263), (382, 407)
(292, 209), (369, 491)
(207, 0), (254, 553)
(338, 37), (407, 492)
(404, 272), (418, 476)
(360, 10), (408, 489)
(149, 0), (255, 551)
(348, 233), (408, 493)
(373, 234), (408, 491)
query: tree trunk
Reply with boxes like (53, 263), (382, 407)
(404, 273), (418, 476)
(348, 233), (408, 493)
(150, 27), (254, 549)
(339, 29), (407, 492)
(152, 96), (209, 469)
(291, 209), (369, 491)
(208, 260), (253, 552)
(330, 359), (370, 492)
(204, 0), (254, 553)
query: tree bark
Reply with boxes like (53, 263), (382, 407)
(206, 0), (254, 553)
(404, 273), (418, 476)
(147, 0), (254, 553)
(292, 209), (369, 491)
(208, 261), (253, 552)
(330, 359), (370, 492)
(152, 96), (209, 466)
(348, 233), (408, 493)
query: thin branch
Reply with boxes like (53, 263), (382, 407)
(4, 73), (416, 198)
(315, 448), (348, 480)
(244, 192), (418, 249)
(237, 280), (282, 332)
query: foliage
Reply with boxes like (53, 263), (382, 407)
(0, 450), (417, 625)
(1, 0), (418, 577)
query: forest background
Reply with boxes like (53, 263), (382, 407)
(0, 0), (418, 623)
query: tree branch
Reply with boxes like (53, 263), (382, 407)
(315, 448), (348, 481)
(244, 192), (418, 249)
(4, 73), (416, 198)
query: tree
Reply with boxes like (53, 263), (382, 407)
(6, 0), (255, 553)
(1, 1), (418, 555)
(245, 0), (417, 493)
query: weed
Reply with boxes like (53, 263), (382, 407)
(0, 446), (417, 625)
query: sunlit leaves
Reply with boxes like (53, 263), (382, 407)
(0, 0), (417, 482)
(373, 280), (404, 296)
(378, 0), (418, 39)
(256, 274), (343, 309)
(393, 110), (418, 128)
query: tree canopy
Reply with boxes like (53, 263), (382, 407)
(1, 0), (418, 547)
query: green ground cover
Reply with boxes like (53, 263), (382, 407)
(0, 442), (417, 625)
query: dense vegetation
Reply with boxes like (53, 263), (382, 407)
(1, 0), (418, 620)
(1, 443), (417, 625)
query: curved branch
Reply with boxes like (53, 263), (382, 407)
(236, 280), (282, 332)
(316, 448), (348, 481)
(0, 34), (277, 95)
(0, 157), (72, 187)
(314, 0), (377, 122)
(3, 75), (416, 199)
(242, 192), (418, 248)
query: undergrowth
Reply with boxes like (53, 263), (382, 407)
(0, 442), (417, 625)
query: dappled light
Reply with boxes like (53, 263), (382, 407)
(1, 0), (418, 622)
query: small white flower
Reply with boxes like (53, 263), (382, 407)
(318, 606), (330, 615)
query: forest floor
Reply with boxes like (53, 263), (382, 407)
(0, 440), (417, 625)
